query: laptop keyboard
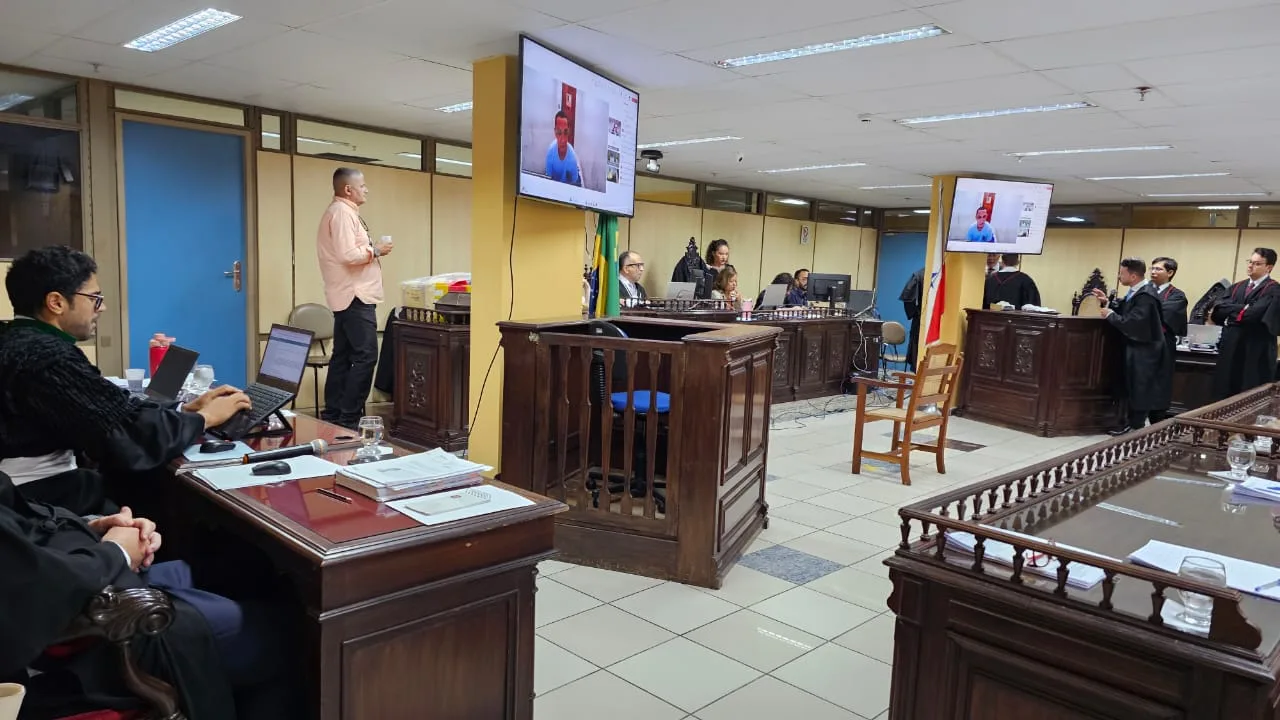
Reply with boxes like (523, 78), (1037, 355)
(208, 383), (295, 440)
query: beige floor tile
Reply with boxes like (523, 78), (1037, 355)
(538, 605), (673, 667)
(534, 637), (597, 695)
(774, 644), (893, 719)
(695, 675), (861, 720)
(783, 531), (882, 566)
(534, 670), (685, 720)
(609, 638), (761, 713)
(825, 517), (906, 549)
(833, 613), (896, 664)
(614, 582), (739, 635)
(804, 566), (893, 612)
(685, 610), (823, 673)
(769, 501), (853, 530)
(750, 587), (879, 640)
(695, 565), (795, 607)
(551, 565), (666, 603)
(756, 517), (818, 545)
(536, 577), (603, 628)
(807, 490), (889, 518)
(539, 559), (576, 577)
(768, 479), (831, 501)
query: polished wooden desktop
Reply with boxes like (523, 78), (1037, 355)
(887, 417), (1280, 719)
(152, 415), (563, 719)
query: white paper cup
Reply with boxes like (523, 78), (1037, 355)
(0, 683), (25, 720)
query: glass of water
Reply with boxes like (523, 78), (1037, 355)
(352, 416), (384, 463)
(1177, 556), (1227, 627)
(1227, 437), (1256, 480)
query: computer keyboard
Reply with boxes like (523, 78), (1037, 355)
(208, 383), (295, 440)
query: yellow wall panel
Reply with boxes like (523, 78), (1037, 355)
(431, 174), (472, 274)
(0, 262), (10, 318)
(760, 217), (816, 287)
(626, 201), (702, 298)
(701, 209), (764, 297)
(292, 156), (432, 329)
(1121, 229), (1239, 308)
(857, 228), (878, 290)
(1020, 228), (1125, 316)
(256, 151), (294, 327)
(812, 223), (861, 286)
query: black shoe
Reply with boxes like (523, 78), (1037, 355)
(1108, 426), (1133, 437)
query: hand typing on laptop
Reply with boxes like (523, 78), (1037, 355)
(185, 385), (252, 430)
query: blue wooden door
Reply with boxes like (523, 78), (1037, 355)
(875, 232), (928, 343)
(122, 120), (247, 387)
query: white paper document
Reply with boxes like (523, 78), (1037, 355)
(947, 528), (1109, 589)
(340, 448), (492, 489)
(1231, 477), (1280, 503)
(194, 454), (342, 491)
(1127, 540), (1280, 602)
(1208, 470), (1262, 483)
(181, 441), (252, 463)
(388, 484), (534, 526)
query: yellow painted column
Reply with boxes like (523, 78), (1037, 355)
(918, 175), (986, 365)
(467, 55), (584, 473)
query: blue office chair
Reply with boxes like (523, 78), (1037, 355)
(587, 320), (670, 513)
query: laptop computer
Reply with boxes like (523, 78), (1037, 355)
(667, 282), (697, 300)
(208, 324), (315, 440)
(848, 288), (876, 316)
(145, 345), (198, 403)
(759, 284), (787, 309)
(1186, 324), (1222, 349)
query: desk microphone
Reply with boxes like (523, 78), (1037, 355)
(242, 439), (328, 464)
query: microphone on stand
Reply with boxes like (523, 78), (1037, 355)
(241, 439), (328, 465)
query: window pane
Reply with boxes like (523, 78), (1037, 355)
(0, 122), (82, 258)
(1046, 205), (1127, 228)
(0, 70), (77, 124)
(1130, 204), (1237, 228)
(704, 185), (757, 213)
(816, 201), (859, 225)
(435, 142), (471, 177)
(261, 113), (281, 150)
(881, 209), (930, 232)
(1245, 205), (1279, 229)
(634, 174), (695, 205)
(295, 119), (420, 170)
(765, 194), (811, 220)
(115, 89), (244, 126)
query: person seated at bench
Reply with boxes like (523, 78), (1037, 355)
(0, 470), (297, 720)
(0, 246), (251, 515)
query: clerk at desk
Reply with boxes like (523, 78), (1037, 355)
(981, 254), (1041, 310)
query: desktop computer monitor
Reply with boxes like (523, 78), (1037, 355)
(808, 273), (852, 303)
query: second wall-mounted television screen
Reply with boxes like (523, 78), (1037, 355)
(945, 177), (1054, 255)
(518, 36), (639, 217)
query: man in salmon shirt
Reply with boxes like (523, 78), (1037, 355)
(316, 168), (393, 429)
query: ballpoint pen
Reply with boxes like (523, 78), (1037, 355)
(1254, 579), (1280, 593)
(315, 487), (353, 504)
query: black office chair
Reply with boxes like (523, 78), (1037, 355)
(586, 320), (671, 514)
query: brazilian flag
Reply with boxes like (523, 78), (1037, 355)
(588, 213), (620, 318)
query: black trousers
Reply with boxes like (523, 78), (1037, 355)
(1128, 407), (1169, 430)
(322, 298), (377, 427)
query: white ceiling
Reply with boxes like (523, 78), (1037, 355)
(3, 0), (1280, 207)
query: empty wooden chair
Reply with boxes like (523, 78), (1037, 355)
(851, 342), (963, 486)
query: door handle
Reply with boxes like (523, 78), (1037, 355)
(223, 260), (242, 292)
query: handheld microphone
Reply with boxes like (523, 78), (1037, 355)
(241, 439), (327, 464)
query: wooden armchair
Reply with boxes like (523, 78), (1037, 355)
(45, 587), (185, 720)
(851, 343), (963, 486)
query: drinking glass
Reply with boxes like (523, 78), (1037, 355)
(352, 416), (384, 463)
(1177, 556), (1227, 627)
(1255, 415), (1276, 454)
(1227, 438), (1256, 480)
(1220, 485), (1247, 515)
(124, 368), (145, 392)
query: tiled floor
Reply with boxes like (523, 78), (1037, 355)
(533, 400), (1104, 719)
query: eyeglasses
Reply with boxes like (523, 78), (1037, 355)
(624, 263), (645, 269)
(74, 292), (105, 311)
(1248, 260), (1271, 267)
(1021, 539), (1058, 568)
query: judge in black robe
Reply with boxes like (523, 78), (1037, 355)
(1210, 248), (1280, 400)
(982, 254), (1041, 309)
(1097, 259), (1173, 433)
(0, 471), (243, 720)
(899, 268), (925, 372)
(1150, 257), (1188, 418)
(0, 247), (250, 515)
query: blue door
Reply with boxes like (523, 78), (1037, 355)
(875, 232), (928, 358)
(122, 121), (247, 387)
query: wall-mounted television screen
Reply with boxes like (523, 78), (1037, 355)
(945, 177), (1054, 255)
(518, 35), (639, 218)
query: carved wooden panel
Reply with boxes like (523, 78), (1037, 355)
(802, 335), (824, 384)
(826, 328), (849, 382)
(975, 326), (1005, 375)
(723, 360), (749, 476)
(749, 352), (769, 457)
(403, 345), (437, 421)
(773, 333), (791, 385)
(1011, 329), (1043, 380)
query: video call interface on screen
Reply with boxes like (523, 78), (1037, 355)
(518, 36), (639, 217)
(945, 178), (1055, 255)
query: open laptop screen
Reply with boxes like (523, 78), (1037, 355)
(258, 325), (312, 390)
(145, 345), (198, 402)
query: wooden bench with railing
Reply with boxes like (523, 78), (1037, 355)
(498, 316), (780, 588)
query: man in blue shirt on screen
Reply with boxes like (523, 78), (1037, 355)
(966, 207), (997, 242)
(545, 111), (583, 186)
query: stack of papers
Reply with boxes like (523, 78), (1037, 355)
(1231, 478), (1280, 503)
(336, 448), (492, 501)
(193, 454), (342, 491)
(388, 484), (534, 526)
(1128, 540), (1280, 602)
(946, 528), (1110, 589)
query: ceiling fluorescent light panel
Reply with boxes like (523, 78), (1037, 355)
(859, 184), (930, 190)
(1087, 172), (1229, 181)
(124, 9), (241, 52)
(716, 25), (948, 68)
(1007, 145), (1173, 157)
(0, 93), (35, 111)
(435, 101), (473, 113)
(1145, 192), (1268, 198)
(898, 101), (1094, 125)
(637, 136), (740, 149)
(759, 162), (866, 174)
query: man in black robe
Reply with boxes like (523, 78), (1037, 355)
(1211, 247), (1280, 400)
(899, 268), (925, 372)
(0, 471), (295, 720)
(1094, 258), (1172, 434)
(1150, 256), (1188, 419)
(0, 247), (251, 515)
(982, 253), (1041, 309)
